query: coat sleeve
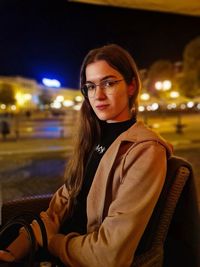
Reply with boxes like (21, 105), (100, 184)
(46, 184), (71, 223)
(48, 142), (167, 267)
(5, 185), (70, 260)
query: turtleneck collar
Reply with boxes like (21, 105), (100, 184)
(99, 117), (136, 135)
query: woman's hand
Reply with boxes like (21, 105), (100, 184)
(0, 250), (15, 262)
(32, 211), (59, 247)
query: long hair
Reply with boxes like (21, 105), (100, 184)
(64, 44), (141, 205)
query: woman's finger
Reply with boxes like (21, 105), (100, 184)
(31, 220), (43, 246)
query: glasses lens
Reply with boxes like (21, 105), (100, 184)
(81, 85), (88, 97)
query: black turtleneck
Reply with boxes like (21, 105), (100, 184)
(60, 118), (136, 235)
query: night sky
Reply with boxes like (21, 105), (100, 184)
(0, 0), (200, 89)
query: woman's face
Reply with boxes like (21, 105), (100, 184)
(85, 60), (134, 123)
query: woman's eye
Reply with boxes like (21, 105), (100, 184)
(87, 84), (95, 90)
(104, 81), (115, 87)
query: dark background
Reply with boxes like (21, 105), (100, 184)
(0, 0), (200, 88)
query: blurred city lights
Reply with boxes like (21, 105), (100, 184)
(180, 104), (186, 109)
(56, 95), (64, 102)
(15, 92), (33, 106)
(0, 104), (6, 109)
(11, 105), (16, 111)
(24, 94), (32, 100)
(151, 103), (159, 110)
(42, 78), (61, 88)
(63, 100), (74, 107)
(73, 104), (82, 111)
(146, 105), (152, 111)
(51, 101), (62, 109)
(187, 101), (194, 108)
(140, 93), (150, 101)
(152, 123), (160, 129)
(167, 103), (177, 109)
(75, 95), (83, 102)
(155, 80), (172, 91)
(170, 91), (180, 98)
(0, 74), (198, 115)
(139, 105), (145, 112)
(16, 92), (25, 106)
(162, 80), (172, 91)
(155, 81), (163, 90)
(26, 127), (33, 132)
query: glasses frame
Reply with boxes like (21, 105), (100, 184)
(81, 79), (124, 98)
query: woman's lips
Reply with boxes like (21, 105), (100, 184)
(95, 104), (109, 110)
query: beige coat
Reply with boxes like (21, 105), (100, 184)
(8, 121), (172, 266)
(47, 121), (172, 267)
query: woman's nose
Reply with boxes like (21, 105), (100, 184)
(95, 86), (106, 99)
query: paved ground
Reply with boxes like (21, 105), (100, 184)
(0, 138), (73, 156)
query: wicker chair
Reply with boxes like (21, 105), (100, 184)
(133, 156), (199, 267)
(1, 194), (52, 226)
(1, 156), (199, 266)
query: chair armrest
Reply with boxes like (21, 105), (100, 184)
(1, 194), (52, 225)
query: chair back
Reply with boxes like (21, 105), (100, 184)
(133, 156), (199, 267)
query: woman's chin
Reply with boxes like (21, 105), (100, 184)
(96, 113), (110, 121)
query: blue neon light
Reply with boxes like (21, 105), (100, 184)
(42, 78), (61, 88)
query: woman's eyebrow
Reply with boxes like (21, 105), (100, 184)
(101, 75), (117, 81)
(86, 75), (117, 83)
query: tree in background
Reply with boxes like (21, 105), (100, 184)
(178, 36), (200, 98)
(0, 83), (16, 105)
(146, 60), (174, 96)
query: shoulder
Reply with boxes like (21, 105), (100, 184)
(121, 121), (173, 157)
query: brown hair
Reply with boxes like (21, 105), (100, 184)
(64, 44), (141, 206)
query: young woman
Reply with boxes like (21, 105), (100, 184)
(0, 44), (172, 266)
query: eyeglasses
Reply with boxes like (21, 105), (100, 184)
(81, 79), (124, 98)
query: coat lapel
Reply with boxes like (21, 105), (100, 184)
(87, 137), (123, 230)
(86, 122), (136, 231)
(86, 123), (142, 230)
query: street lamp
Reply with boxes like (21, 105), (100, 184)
(168, 90), (186, 134)
(155, 81), (163, 90)
(140, 92), (150, 124)
(155, 80), (172, 111)
(162, 80), (172, 91)
(155, 80), (172, 91)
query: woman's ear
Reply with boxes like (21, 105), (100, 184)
(128, 79), (136, 96)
